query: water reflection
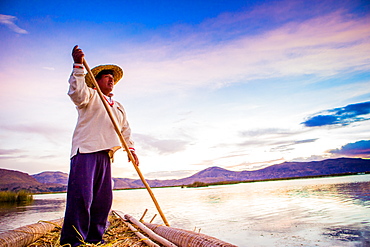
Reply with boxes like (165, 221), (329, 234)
(0, 202), (33, 216)
(285, 181), (370, 203)
(165, 176), (370, 246)
(0, 194), (66, 233)
(323, 226), (370, 244)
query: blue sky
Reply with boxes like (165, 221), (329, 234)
(0, 0), (369, 179)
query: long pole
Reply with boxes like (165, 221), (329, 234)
(83, 59), (170, 227)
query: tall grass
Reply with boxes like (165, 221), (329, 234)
(0, 190), (33, 203)
(186, 181), (208, 188)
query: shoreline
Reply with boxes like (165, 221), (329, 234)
(30, 172), (370, 194)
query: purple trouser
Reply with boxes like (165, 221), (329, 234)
(60, 151), (112, 246)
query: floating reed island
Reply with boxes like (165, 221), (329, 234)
(0, 209), (237, 247)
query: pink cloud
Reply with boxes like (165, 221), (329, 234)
(116, 9), (370, 97)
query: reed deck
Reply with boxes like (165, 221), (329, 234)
(0, 211), (237, 247)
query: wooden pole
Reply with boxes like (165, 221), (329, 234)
(139, 208), (148, 222)
(123, 220), (160, 247)
(150, 214), (157, 223)
(124, 214), (177, 247)
(143, 222), (238, 247)
(83, 59), (170, 227)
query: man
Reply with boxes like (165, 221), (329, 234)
(60, 45), (139, 246)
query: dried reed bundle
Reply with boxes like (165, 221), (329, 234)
(24, 214), (149, 247)
(143, 223), (237, 247)
(102, 213), (149, 247)
(118, 211), (237, 247)
(27, 222), (62, 247)
(0, 219), (63, 247)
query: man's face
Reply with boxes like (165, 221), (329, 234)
(97, 73), (114, 95)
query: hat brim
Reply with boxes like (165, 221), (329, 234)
(85, 64), (124, 88)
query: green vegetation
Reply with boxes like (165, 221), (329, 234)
(186, 181), (209, 188)
(208, 180), (240, 186)
(0, 190), (33, 203)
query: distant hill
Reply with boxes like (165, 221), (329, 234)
(32, 171), (69, 185)
(0, 169), (67, 193)
(2, 157), (370, 192)
(113, 177), (142, 189)
(0, 169), (40, 189)
(237, 157), (370, 180)
(115, 157), (370, 189)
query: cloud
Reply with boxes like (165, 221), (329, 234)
(0, 148), (58, 160)
(0, 148), (21, 155)
(0, 149), (24, 159)
(289, 154), (332, 163)
(0, 14), (28, 34)
(329, 140), (370, 157)
(240, 128), (300, 138)
(0, 123), (69, 145)
(302, 101), (370, 127)
(0, 151), (59, 160)
(236, 128), (313, 149)
(227, 158), (285, 171)
(270, 138), (318, 152)
(134, 133), (189, 155)
(144, 169), (196, 179)
(118, 5), (370, 96)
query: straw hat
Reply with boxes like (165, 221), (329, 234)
(85, 64), (124, 88)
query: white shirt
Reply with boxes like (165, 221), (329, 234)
(68, 64), (134, 158)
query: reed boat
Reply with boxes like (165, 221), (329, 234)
(0, 210), (237, 247)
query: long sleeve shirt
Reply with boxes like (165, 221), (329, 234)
(68, 63), (134, 159)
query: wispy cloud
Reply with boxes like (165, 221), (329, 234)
(0, 148), (22, 156)
(0, 123), (69, 144)
(228, 158), (286, 171)
(0, 148), (50, 160)
(0, 14), (28, 34)
(270, 139), (318, 152)
(144, 169), (196, 179)
(236, 128), (311, 149)
(119, 6), (370, 96)
(240, 128), (300, 138)
(134, 133), (190, 155)
(302, 101), (370, 127)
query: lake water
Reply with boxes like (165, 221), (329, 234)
(1, 174), (369, 246)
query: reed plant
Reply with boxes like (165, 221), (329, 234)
(0, 190), (33, 203)
(186, 181), (208, 187)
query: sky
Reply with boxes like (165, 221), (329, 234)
(0, 0), (369, 180)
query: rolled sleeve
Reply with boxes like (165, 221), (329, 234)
(68, 63), (92, 107)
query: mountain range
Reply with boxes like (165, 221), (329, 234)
(0, 157), (369, 193)
(0, 169), (67, 193)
